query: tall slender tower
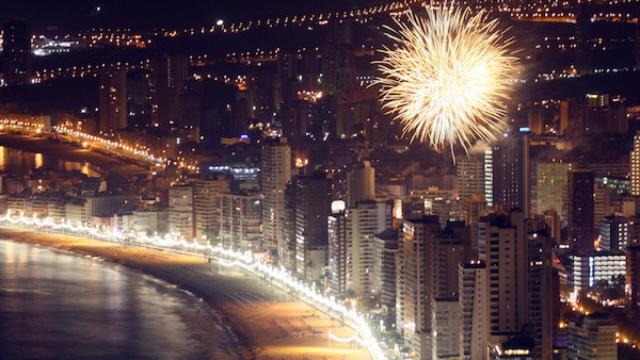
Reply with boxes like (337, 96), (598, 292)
(631, 131), (640, 196)
(261, 138), (292, 259)
(98, 68), (128, 132)
(568, 169), (595, 252)
(328, 200), (348, 296)
(459, 261), (488, 360)
(396, 216), (440, 360)
(1, 21), (32, 86)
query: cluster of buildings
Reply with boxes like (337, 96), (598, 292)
(1, 3), (640, 359)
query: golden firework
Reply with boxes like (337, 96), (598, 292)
(375, 4), (518, 156)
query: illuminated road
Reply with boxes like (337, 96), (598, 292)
(0, 212), (396, 359)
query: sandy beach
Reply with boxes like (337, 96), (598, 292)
(0, 227), (371, 360)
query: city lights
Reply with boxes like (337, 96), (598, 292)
(0, 211), (393, 360)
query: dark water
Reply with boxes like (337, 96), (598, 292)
(0, 240), (239, 360)
(0, 146), (101, 177)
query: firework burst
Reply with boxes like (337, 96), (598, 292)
(375, 4), (518, 156)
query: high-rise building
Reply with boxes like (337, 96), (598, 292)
(485, 211), (528, 336)
(1, 21), (32, 86)
(346, 161), (375, 207)
(98, 68), (128, 132)
(599, 215), (629, 251)
(493, 130), (530, 217)
(456, 155), (485, 202)
(372, 228), (398, 308)
(168, 184), (194, 241)
(328, 200), (348, 296)
(219, 191), (261, 251)
(526, 233), (554, 359)
(459, 261), (488, 360)
(292, 173), (331, 281)
(568, 169), (595, 252)
(347, 199), (390, 296)
(434, 225), (468, 298)
(626, 244), (640, 314)
(569, 250), (626, 294)
(150, 54), (189, 129)
(396, 216), (440, 360)
(568, 314), (617, 360)
(533, 161), (569, 220)
(483, 148), (494, 207)
(630, 131), (640, 196)
(192, 176), (230, 242)
(434, 298), (461, 359)
(261, 138), (292, 259)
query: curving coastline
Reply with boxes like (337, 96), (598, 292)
(0, 227), (371, 360)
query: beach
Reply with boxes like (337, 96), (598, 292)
(0, 227), (371, 360)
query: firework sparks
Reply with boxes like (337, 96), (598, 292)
(375, 4), (518, 156)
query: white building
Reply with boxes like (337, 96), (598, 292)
(372, 229), (398, 308)
(261, 138), (291, 257)
(328, 201), (348, 296)
(568, 314), (617, 360)
(346, 161), (375, 207)
(192, 176), (230, 242)
(459, 261), (488, 360)
(347, 199), (390, 296)
(132, 208), (169, 235)
(396, 216), (440, 360)
(570, 250), (626, 294)
(169, 185), (194, 241)
(219, 192), (261, 251)
(456, 155), (485, 201)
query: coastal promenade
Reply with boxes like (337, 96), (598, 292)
(0, 226), (373, 360)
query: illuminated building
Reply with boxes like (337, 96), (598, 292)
(599, 215), (629, 251)
(371, 228), (398, 308)
(347, 199), (390, 296)
(484, 148), (494, 207)
(459, 261), (488, 360)
(569, 251), (626, 294)
(219, 191), (261, 251)
(396, 215), (440, 360)
(132, 208), (169, 236)
(568, 169), (595, 252)
(261, 138), (291, 258)
(346, 160), (375, 208)
(533, 161), (568, 221)
(456, 154), (485, 202)
(168, 184), (194, 241)
(630, 131), (640, 196)
(568, 314), (617, 360)
(98, 68), (128, 132)
(2, 21), (32, 86)
(328, 200), (348, 296)
(492, 335), (534, 359)
(485, 211), (527, 336)
(192, 176), (230, 242)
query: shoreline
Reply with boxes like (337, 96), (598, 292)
(0, 227), (370, 360)
(0, 133), (147, 176)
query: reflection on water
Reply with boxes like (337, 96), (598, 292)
(0, 240), (239, 359)
(0, 146), (101, 177)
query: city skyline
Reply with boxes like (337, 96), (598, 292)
(0, 1), (639, 359)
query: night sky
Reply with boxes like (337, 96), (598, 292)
(1, 0), (358, 30)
